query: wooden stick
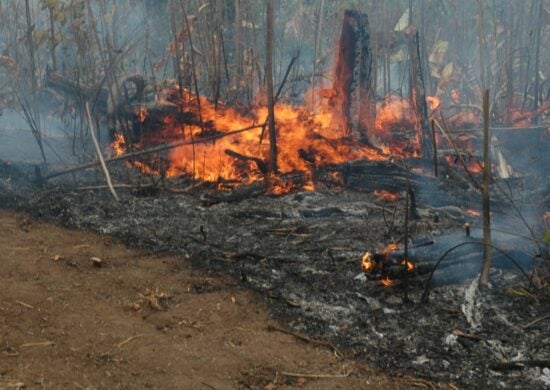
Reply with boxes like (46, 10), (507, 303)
(15, 300), (34, 309)
(522, 313), (550, 329)
(20, 341), (55, 348)
(85, 102), (119, 201)
(280, 371), (351, 379)
(115, 334), (144, 348)
(479, 89), (492, 289)
(431, 119), (438, 177)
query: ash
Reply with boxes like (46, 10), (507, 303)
(1, 161), (548, 389)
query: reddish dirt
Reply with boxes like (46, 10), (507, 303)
(0, 210), (424, 389)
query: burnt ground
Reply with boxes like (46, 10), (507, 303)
(1, 159), (549, 389)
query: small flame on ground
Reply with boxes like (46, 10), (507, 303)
(465, 209), (481, 217)
(373, 189), (400, 202)
(444, 155), (483, 174)
(379, 277), (394, 287)
(401, 259), (416, 271)
(112, 133), (126, 156)
(361, 251), (374, 272)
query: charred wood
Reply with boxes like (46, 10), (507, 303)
(332, 10), (374, 139)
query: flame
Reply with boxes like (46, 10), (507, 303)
(112, 132), (126, 156)
(373, 189), (400, 202)
(465, 208), (481, 217)
(401, 259), (416, 271)
(426, 96), (441, 111)
(379, 277), (394, 287)
(361, 251), (374, 272)
(112, 86), (398, 192)
(373, 95), (420, 155)
(381, 242), (399, 254)
(444, 155), (483, 174)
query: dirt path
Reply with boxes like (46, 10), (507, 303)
(0, 210), (414, 389)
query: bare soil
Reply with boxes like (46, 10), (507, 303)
(0, 209), (419, 389)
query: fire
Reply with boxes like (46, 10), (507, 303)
(401, 259), (416, 271)
(382, 242), (399, 254)
(426, 96), (441, 111)
(373, 189), (400, 202)
(444, 155), (483, 174)
(379, 277), (394, 287)
(112, 86), (398, 191)
(465, 209), (481, 217)
(112, 132), (126, 156)
(373, 95), (420, 155)
(361, 251), (374, 272)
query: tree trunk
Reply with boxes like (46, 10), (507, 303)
(409, 31), (433, 160)
(24, 0), (38, 92)
(265, 0), (278, 173)
(332, 10), (374, 139)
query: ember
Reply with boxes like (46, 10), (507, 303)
(373, 189), (400, 202)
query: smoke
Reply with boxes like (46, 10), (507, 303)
(0, 109), (74, 164)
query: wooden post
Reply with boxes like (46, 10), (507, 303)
(266, 0), (278, 173)
(479, 89), (492, 289)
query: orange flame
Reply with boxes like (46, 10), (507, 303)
(465, 209), (481, 217)
(361, 251), (374, 272)
(112, 87), (400, 192)
(444, 155), (483, 174)
(426, 96), (441, 111)
(373, 189), (400, 202)
(401, 259), (416, 271)
(381, 242), (399, 254)
(379, 277), (394, 287)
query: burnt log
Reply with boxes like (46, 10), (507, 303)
(332, 10), (374, 139)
